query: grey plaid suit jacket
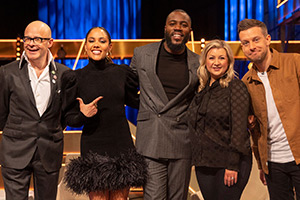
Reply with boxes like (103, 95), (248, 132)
(130, 40), (200, 159)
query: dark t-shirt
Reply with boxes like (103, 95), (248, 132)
(156, 44), (189, 100)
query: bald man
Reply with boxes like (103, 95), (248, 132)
(0, 21), (69, 200)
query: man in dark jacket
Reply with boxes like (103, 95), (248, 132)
(0, 20), (69, 200)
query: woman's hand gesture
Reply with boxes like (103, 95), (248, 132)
(77, 96), (103, 117)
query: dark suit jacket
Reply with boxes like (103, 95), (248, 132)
(130, 40), (200, 159)
(0, 59), (69, 172)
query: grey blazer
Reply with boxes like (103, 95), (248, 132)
(0, 59), (69, 172)
(130, 40), (200, 159)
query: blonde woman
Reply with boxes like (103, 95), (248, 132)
(187, 40), (252, 200)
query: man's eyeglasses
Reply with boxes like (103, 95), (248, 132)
(22, 37), (51, 44)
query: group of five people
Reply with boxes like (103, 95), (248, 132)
(0, 8), (299, 200)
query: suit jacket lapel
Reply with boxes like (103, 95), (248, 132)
(18, 63), (37, 108)
(145, 42), (169, 105)
(161, 49), (199, 112)
(46, 63), (58, 110)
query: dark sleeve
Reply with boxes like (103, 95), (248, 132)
(61, 70), (87, 127)
(129, 48), (139, 76)
(120, 64), (139, 109)
(228, 79), (251, 170)
(0, 66), (9, 130)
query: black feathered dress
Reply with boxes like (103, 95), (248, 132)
(61, 59), (147, 194)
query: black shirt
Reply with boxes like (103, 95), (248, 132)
(156, 44), (189, 100)
(187, 79), (251, 170)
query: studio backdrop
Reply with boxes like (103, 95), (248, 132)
(38, 0), (141, 126)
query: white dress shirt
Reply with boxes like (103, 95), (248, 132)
(23, 51), (54, 116)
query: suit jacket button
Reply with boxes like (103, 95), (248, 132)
(176, 117), (180, 122)
(157, 114), (161, 118)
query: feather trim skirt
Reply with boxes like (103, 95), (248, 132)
(63, 149), (148, 194)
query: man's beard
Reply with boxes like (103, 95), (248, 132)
(164, 31), (189, 53)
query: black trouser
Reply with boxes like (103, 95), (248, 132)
(265, 161), (300, 200)
(195, 155), (252, 200)
(1, 149), (59, 200)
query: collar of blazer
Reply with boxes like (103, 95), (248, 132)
(19, 50), (57, 71)
(18, 51), (59, 115)
(146, 40), (199, 113)
(19, 50), (59, 88)
(156, 39), (199, 72)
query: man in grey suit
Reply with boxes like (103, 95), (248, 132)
(130, 9), (199, 199)
(0, 21), (69, 200)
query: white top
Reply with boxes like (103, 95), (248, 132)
(257, 71), (294, 163)
(24, 51), (53, 116)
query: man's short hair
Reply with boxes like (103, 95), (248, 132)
(238, 18), (268, 36)
(166, 9), (192, 26)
